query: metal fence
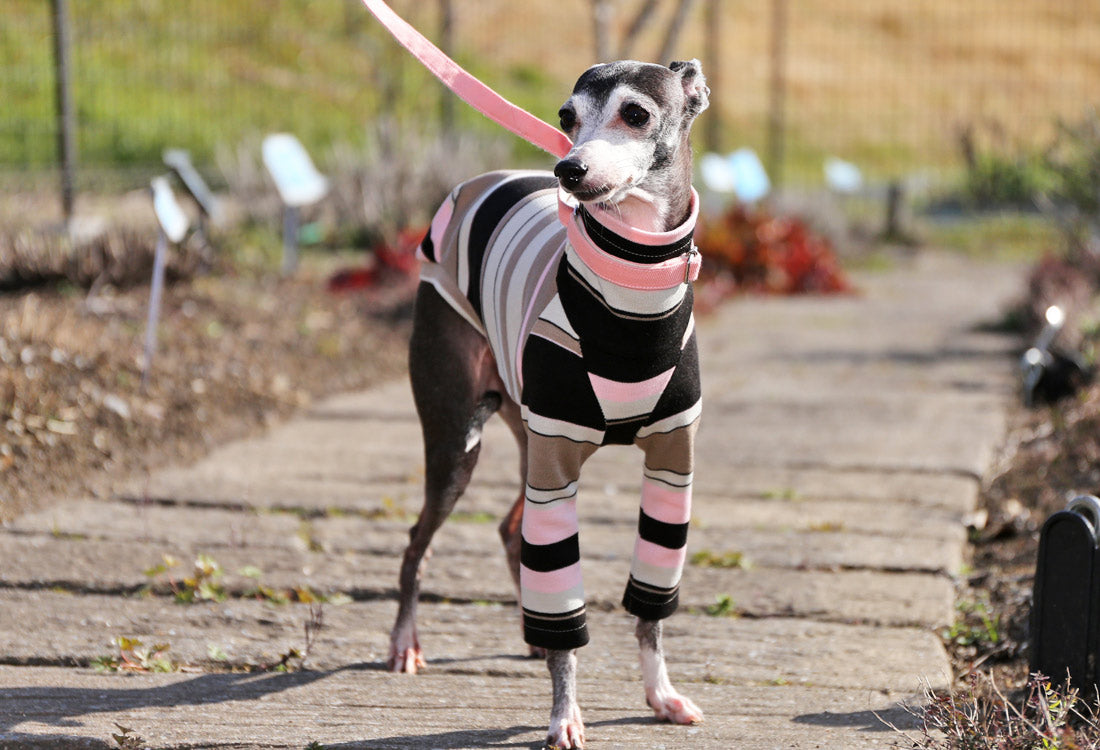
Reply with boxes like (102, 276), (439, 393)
(3, 0), (1099, 193)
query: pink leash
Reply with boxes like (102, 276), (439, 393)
(360, 0), (572, 160)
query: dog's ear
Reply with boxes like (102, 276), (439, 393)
(669, 59), (710, 120)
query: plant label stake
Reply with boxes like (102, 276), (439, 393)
(261, 133), (329, 276)
(1031, 494), (1100, 688)
(142, 176), (188, 392)
(164, 148), (222, 234)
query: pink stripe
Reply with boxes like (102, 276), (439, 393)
(588, 368), (674, 403)
(521, 562), (583, 594)
(362, 0), (572, 158)
(428, 196), (454, 250)
(515, 239), (566, 391)
(634, 539), (687, 569)
(559, 192), (701, 290)
(641, 480), (692, 525)
(522, 501), (579, 546)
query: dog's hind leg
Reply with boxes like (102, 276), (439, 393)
(496, 398), (549, 655)
(389, 283), (503, 673)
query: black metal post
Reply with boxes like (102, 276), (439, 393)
(51, 0), (76, 225)
(703, 0), (720, 153)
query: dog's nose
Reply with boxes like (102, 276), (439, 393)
(554, 158), (588, 190)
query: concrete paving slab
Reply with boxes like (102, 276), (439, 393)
(0, 665), (922, 749)
(0, 593), (948, 694)
(0, 252), (1023, 748)
(12, 497), (963, 573)
(0, 534), (952, 626)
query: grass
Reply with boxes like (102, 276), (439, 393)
(924, 212), (1062, 261)
(3, 0), (1098, 184)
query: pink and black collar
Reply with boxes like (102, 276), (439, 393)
(558, 188), (702, 291)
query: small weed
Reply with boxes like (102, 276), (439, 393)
(111, 723), (147, 750)
(807, 521), (845, 533)
(296, 520), (325, 552)
(942, 599), (1001, 649)
(889, 672), (1100, 749)
(207, 643), (229, 663)
(691, 549), (751, 569)
(143, 555), (352, 606)
(263, 603), (324, 672)
(143, 553), (226, 603)
(365, 496), (413, 521)
(93, 637), (174, 673)
(704, 593), (739, 618)
(762, 487), (801, 501)
(451, 510), (496, 524)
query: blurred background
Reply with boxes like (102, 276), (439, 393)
(3, 0), (1098, 223)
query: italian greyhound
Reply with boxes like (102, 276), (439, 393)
(389, 59), (709, 749)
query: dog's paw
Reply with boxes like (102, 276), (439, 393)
(647, 689), (704, 725)
(387, 646), (426, 674)
(545, 704), (585, 749)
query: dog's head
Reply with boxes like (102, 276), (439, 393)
(554, 59), (709, 229)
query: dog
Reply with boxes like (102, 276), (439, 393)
(388, 59), (709, 749)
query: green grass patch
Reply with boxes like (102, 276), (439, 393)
(924, 212), (1059, 261)
(690, 549), (751, 569)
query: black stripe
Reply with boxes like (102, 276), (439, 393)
(579, 206), (694, 262)
(521, 534), (580, 572)
(644, 331), (701, 427)
(466, 175), (558, 319)
(603, 417), (646, 446)
(558, 263), (692, 381)
(419, 232), (435, 262)
(638, 510), (689, 549)
(521, 335), (604, 431)
(622, 575), (679, 620)
(522, 606), (589, 649)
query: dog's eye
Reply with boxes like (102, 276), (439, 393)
(621, 103), (650, 128)
(558, 108), (577, 131)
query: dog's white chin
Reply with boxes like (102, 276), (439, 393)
(592, 186), (666, 232)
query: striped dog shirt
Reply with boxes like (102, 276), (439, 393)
(418, 170), (701, 650)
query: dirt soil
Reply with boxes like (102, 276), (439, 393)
(952, 364), (1100, 693)
(0, 259), (417, 524)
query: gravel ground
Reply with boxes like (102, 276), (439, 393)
(0, 257), (416, 523)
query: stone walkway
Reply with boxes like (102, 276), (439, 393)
(0, 252), (1021, 749)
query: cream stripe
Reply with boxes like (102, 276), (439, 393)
(525, 480), (579, 504)
(522, 405), (604, 444)
(635, 399), (702, 439)
(521, 584), (586, 615)
(565, 246), (687, 315)
(629, 558), (684, 590)
(456, 171), (544, 296)
(643, 467), (694, 488)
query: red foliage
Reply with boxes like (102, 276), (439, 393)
(327, 226), (425, 293)
(694, 204), (852, 302)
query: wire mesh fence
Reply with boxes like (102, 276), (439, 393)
(2, 0), (1098, 193)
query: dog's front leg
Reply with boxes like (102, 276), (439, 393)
(636, 618), (703, 724)
(629, 416), (703, 723)
(546, 648), (584, 748)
